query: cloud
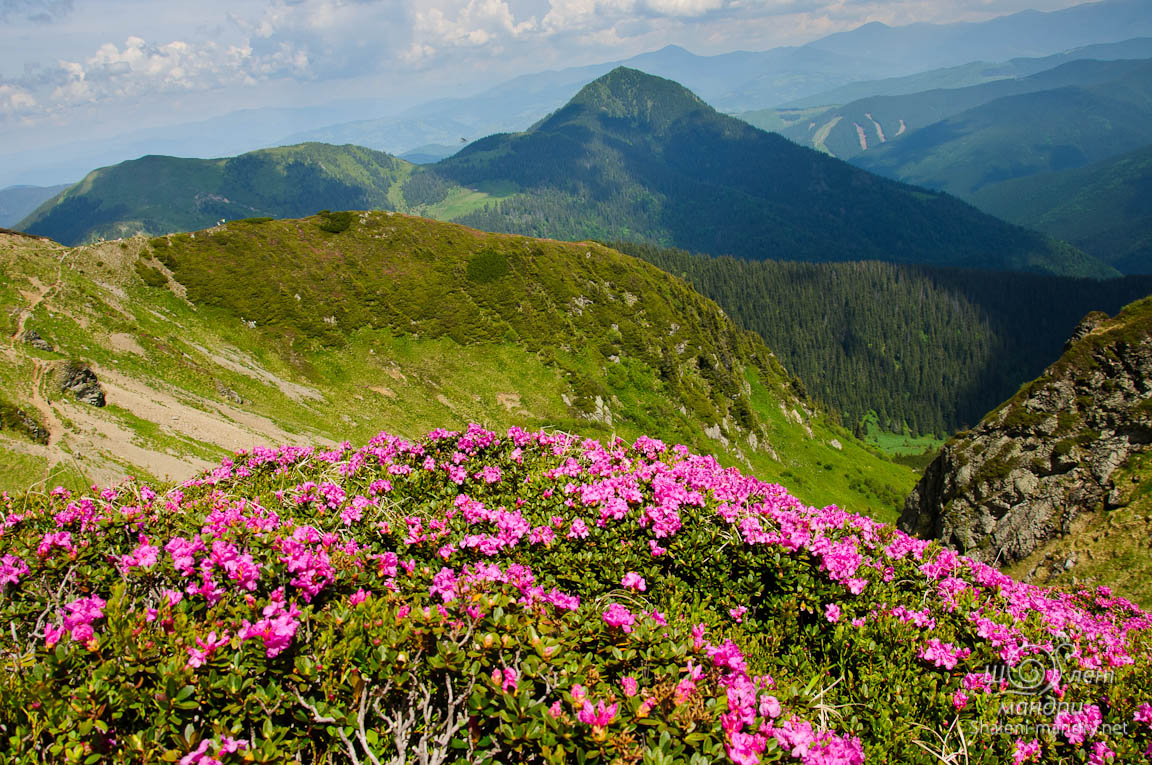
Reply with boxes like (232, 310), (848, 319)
(405, 0), (538, 61)
(0, 0), (73, 23)
(0, 32), (316, 121)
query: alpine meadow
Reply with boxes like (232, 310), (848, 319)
(4, 1), (1152, 763)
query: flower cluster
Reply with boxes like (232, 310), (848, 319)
(0, 424), (1149, 764)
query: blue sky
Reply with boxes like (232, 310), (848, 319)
(0, 0), (1087, 148)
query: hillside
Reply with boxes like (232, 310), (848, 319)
(425, 67), (1110, 277)
(969, 143), (1152, 273)
(614, 240), (1152, 437)
(0, 217), (915, 520)
(3, 425), (1150, 762)
(854, 60), (1152, 197)
(775, 57), (1152, 161)
(17, 144), (411, 246)
(902, 298), (1152, 605)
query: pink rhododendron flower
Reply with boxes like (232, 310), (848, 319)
(349, 589), (370, 606)
(1012, 739), (1041, 764)
(1135, 704), (1152, 725)
(577, 700), (617, 729)
(1088, 742), (1115, 765)
(730, 606), (748, 622)
(0, 554), (29, 586)
(824, 603), (841, 623)
(952, 690), (968, 710)
(621, 676), (638, 697)
(1054, 704), (1102, 745)
(621, 572), (646, 591)
(602, 603), (635, 632)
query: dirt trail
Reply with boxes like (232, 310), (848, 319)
(7, 252), (70, 449)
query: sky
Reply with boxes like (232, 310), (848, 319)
(0, 0), (1091, 152)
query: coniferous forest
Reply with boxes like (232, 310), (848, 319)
(613, 241), (1152, 435)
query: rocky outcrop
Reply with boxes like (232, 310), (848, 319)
(901, 299), (1152, 564)
(0, 403), (49, 444)
(57, 361), (106, 407)
(21, 329), (53, 352)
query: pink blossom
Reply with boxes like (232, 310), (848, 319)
(0, 554), (29, 587)
(577, 699), (617, 729)
(621, 676), (639, 697)
(824, 603), (841, 623)
(602, 603), (635, 633)
(919, 638), (970, 670)
(1054, 704), (1102, 745)
(1011, 739), (1041, 764)
(1135, 704), (1152, 725)
(730, 606), (748, 622)
(621, 572), (646, 592)
(952, 690), (968, 710)
(349, 589), (370, 606)
(1087, 742), (1115, 765)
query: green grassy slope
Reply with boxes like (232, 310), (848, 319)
(0, 217), (917, 521)
(854, 60), (1152, 198)
(969, 143), (1152, 274)
(18, 144), (411, 246)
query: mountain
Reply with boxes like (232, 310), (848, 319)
(853, 59), (1152, 197)
(969, 143), (1152, 274)
(0, 217), (916, 519)
(17, 144), (410, 246)
(425, 67), (1112, 277)
(902, 298), (1152, 605)
(805, 0), (1152, 70)
(776, 57), (1152, 161)
(0, 184), (71, 228)
(775, 36), (1152, 109)
(21, 70), (1110, 277)
(4, 423), (1150, 763)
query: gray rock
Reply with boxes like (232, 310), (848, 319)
(21, 329), (53, 352)
(58, 361), (106, 407)
(901, 307), (1152, 565)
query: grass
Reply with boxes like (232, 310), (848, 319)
(0, 217), (918, 523)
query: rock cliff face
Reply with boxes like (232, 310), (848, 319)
(901, 299), (1152, 564)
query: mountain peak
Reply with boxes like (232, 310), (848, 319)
(558, 67), (712, 131)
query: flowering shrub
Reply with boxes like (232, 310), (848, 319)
(0, 424), (1150, 763)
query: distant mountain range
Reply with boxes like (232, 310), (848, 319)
(4, 0), (1151, 188)
(768, 54), (1152, 162)
(773, 36), (1152, 109)
(20, 68), (1111, 278)
(0, 184), (71, 228)
(852, 58), (1152, 198)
